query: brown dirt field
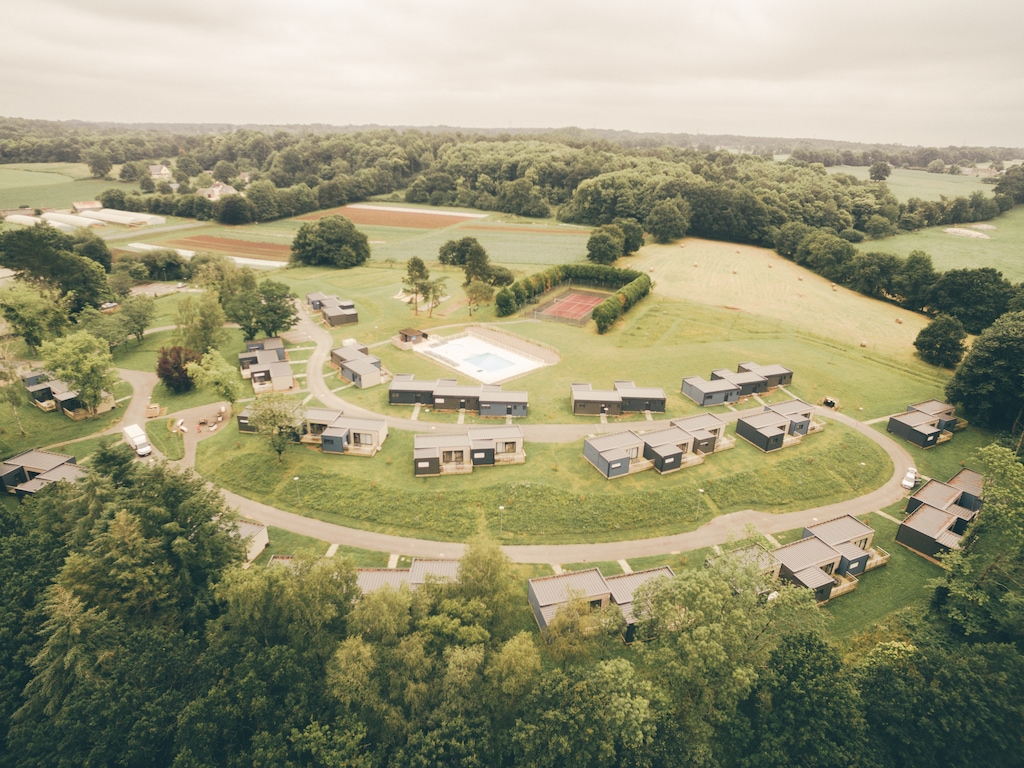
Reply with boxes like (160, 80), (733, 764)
(167, 236), (291, 258)
(299, 206), (478, 229)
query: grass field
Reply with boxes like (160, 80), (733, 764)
(0, 163), (140, 210)
(828, 165), (994, 202)
(0, 390), (129, 461)
(870, 205), (1024, 283)
(146, 418), (185, 460)
(195, 415), (890, 545)
(250, 527), (389, 568)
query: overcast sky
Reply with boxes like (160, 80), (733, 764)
(3, 0), (1022, 147)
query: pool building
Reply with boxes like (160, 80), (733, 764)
(389, 375), (528, 417)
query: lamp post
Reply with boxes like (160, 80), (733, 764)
(293, 475), (301, 505)
(696, 488), (705, 519)
(498, 505), (504, 537)
(857, 462), (866, 489)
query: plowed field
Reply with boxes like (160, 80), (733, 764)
(167, 236), (291, 259)
(299, 205), (480, 229)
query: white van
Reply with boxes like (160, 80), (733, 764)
(122, 423), (153, 457)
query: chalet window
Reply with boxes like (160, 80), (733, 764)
(473, 452), (485, 459)
(855, 538), (868, 550)
(442, 450), (464, 464)
(353, 432), (373, 445)
(628, 446), (639, 459)
(417, 461), (430, 468)
(823, 562), (835, 575)
(499, 441), (517, 454)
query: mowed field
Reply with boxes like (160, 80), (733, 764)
(0, 163), (140, 210)
(828, 165), (995, 202)
(872, 205), (1024, 283)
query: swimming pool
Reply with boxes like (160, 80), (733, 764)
(415, 332), (547, 384)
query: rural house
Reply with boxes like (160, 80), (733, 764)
(331, 342), (384, 389)
(570, 380), (667, 416)
(735, 398), (818, 452)
(886, 400), (963, 448)
(897, 468), (984, 558)
(356, 558), (460, 593)
(0, 449), (83, 501)
(413, 425), (525, 476)
(148, 164), (172, 180)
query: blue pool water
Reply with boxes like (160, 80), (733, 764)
(465, 352), (514, 372)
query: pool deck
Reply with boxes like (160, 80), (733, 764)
(414, 331), (548, 384)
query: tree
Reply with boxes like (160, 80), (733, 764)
(869, 161), (892, 181)
(247, 393), (301, 461)
(438, 236), (485, 267)
(0, 281), (70, 351)
(86, 149), (112, 178)
(585, 225), (625, 265)
(0, 337), (27, 435)
(214, 194), (257, 225)
(39, 331), (119, 414)
(402, 256), (431, 315)
(927, 158), (946, 173)
(256, 280), (297, 337)
(76, 306), (128, 350)
(928, 267), (1015, 334)
(425, 276), (448, 317)
(0, 225), (111, 312)
(914, 314), (967, 368)
(464, 280), (494, 316)
(290, 215), (370, 268)
(186, 350), (243, 408)
(462, 240), (492, 285)
(156, 346), (201, 393)
(175, 292), (227, 354)
(945, 310), (1024, 431)
(614, 217), (645, 254)
(243, 179), (280, 221)
(644, 198), (691, 243)
(71, 229), (112, 272)
(118, 294), (156, 344)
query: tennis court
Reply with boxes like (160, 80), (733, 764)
(533, 290), (609, 323)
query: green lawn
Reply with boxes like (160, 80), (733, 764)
(627, 548), (715, 573)
(146, 418), (185, 460)
(871, 421), (995, 483)
(195, 415), (890, 545)
(562, 560), (623, 576)
(828, 165), (993, 202)
(0, 170), (140, 211)
(867, 205), (1024, 283)
(822, 510), (944, 645)
(52, 434), (119, 463)
(250, 527), (388, 568)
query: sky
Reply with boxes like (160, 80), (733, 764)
(3, 0), (1022, 147)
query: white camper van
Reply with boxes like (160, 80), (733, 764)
(122, 423), (153, 457)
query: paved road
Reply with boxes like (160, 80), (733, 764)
(57, 302), (917, 564)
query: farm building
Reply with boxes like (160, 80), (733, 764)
(0, 450), (83, 501)
(413, 425), (525, 476)
(736, 362), (794, 388)
(388, 375), (527, 416)
(681, 376), (740, 406)
(583, 413), (733, 479)
(571, 380), (666, 416)
(735, 399), (817, 452)
(886, 400), (963, 449)
(709, 368), (769, 397)
(356, 558), (460, 593)
(40, 212), (104, 229)
(527, 566), (675, 640)
(72, 201), (102, 213)
(897, 469), (984, 558)
(80, 209), (166, 226)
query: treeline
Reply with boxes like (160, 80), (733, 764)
(1, 444), (1022, 767)
(495, 263), (652, 333)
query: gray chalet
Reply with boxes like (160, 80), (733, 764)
(527, 566), (675, 641)
(331, 342), (384, 389)
(710, 368), (770, 397)
(389, 375), (528, 417)
(570, 381), (666, 416)
(0, 449), (84, 501)
(356, 558), (460, 593)
(237, 405), (387, 456)
(735, 399), (818, 452)
(897, 468), (983, 559)
(681, 376), (740, 406)
(887, 400), (963, 449)
(413, 425), (525, 476)
(583, 413), (733, 479)
(683, 362), (793, 406)
(773, 514), (888, 603)
(736, 362), (794, 388)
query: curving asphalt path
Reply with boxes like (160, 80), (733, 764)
(62, 302), (917, 565)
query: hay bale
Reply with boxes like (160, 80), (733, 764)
(693, 262), (698, 267)
(832, 286), (837, 292)
(732, 269), (737, 274)
(798, 276), (803, 281)
(859, 340), (868, 348)
(895, 317), (903, 324)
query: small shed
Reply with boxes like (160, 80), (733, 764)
(399, 328), (429, 344)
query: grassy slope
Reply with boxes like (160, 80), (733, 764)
(829, 165), (993, 202)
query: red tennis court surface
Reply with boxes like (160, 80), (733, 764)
(539, 291), (607, 320)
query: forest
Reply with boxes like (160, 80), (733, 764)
(0, 443), (1022, 768)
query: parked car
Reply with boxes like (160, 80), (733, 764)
(901, 467), (918, 489)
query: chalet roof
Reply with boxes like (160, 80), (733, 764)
(740, 362), (793, 378)
(604, 567), (675, 605)
(773, 536), (840, 572)
(890, 410), (941, 429)
(909, 399), (955, 416)
(479, 389), (528, 404)
(901, 505), (960, 547)
(640, 425), (692, 449)
(683, 376), (739, 394)
(834, 541), (870, 562)
(716, 544), (779, 573)
(35, 464), (85, 484)
(305, 407), (344, 425)
(529, 568), (609, 607)
(790, 566), (835, 590)
(331, 415), (386, 432)
(671, 413), (727, 433)
(767, 399), (813, 417)
(738, 410), (788, 432)
(467, 424), (523, 442)
(571, 383), (621, 402)
(711, 369), (767, 386)
(390, 376), (437, 392)
(912, 479), (962, 511)
(585, 431), (644, 453)
(342, 357), (381, 376)
(409, 558), (460, 584)
(357, 569), (413, 592)
(356, 558), (459, 593)
(805, 514), (874, 546)
(232, 519), (267, 542)
(947, 468), (984, 497)
(434, 382), (485, 398)
(1, 449), (76, 474)
(614, 381), (666, 400)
